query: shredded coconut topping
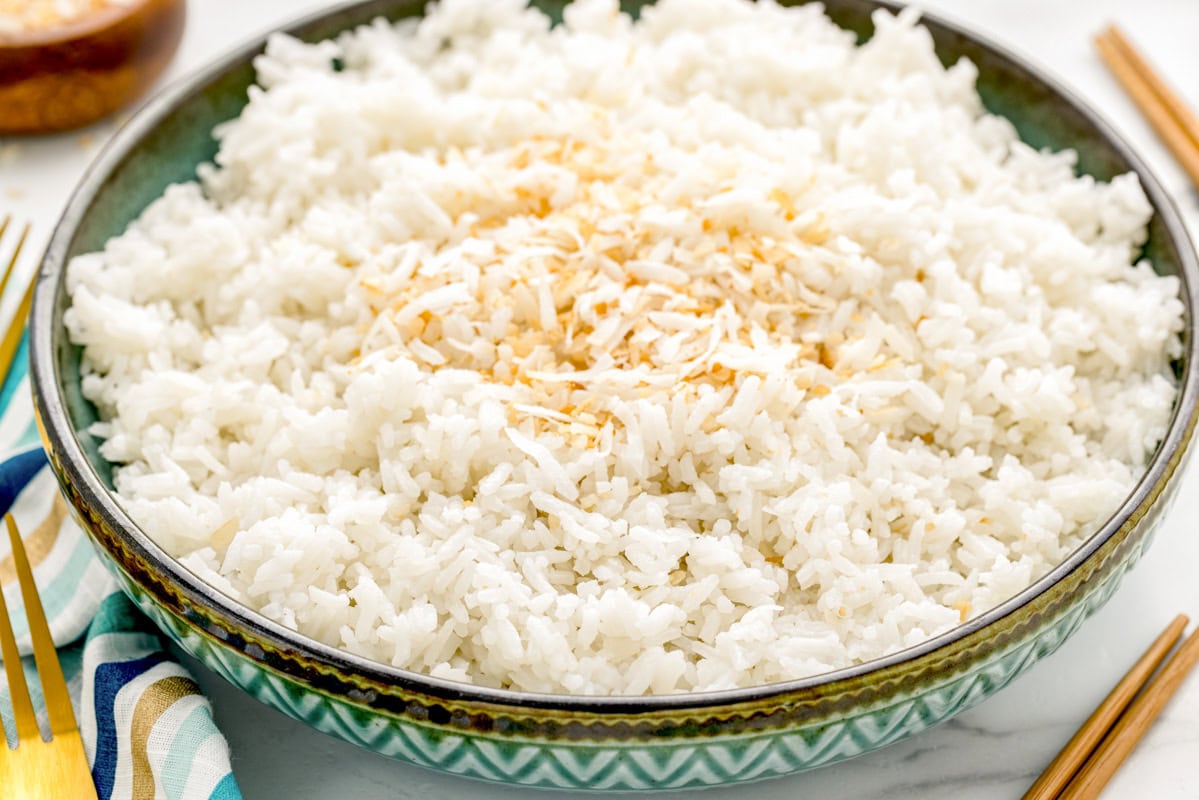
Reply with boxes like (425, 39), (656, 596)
(355, 128), (837, 429)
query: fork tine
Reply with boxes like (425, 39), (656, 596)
(0, 534), (40, 744)
(6, 515), (76, 737)
(0, 223), (35, 389)
(0, 218), (28, 308)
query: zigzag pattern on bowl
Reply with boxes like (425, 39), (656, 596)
(107, 533), (1144, 791)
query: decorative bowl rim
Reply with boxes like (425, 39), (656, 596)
(28, 0), (1199, 712)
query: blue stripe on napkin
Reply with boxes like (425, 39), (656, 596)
(0, 447), (46, 515)
(93, 652), (173, 800)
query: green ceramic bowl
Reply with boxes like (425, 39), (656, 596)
(28, 0), (1199, 791)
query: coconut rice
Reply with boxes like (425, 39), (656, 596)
(64, 0), (1183, 694)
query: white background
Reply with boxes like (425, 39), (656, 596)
(3, 1), (1199, 797)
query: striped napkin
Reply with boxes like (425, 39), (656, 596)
(0, 335), (243, 800)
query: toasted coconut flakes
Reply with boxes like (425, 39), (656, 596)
(210, 519), (239, 552)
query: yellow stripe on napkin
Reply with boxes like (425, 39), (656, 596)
(0, 493), (66, 585)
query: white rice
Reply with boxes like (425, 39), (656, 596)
(64, 0), (1183, 694)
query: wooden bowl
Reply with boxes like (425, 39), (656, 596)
(0, 0), (186, 134)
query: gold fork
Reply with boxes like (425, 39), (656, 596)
(0, 216), (96, 797)
(0, 514), (98, 799)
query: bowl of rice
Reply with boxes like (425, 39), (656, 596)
(30, 0), (1199, 790)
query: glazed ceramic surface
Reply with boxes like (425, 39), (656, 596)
(28, 0), (1199, 790)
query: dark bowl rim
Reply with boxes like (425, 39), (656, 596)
(29, 0), (1199, 712)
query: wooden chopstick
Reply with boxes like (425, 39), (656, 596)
(1056, 621), (1199, 799)
(1101, 26), (1199, 149)
(1094, 24), (1199, 188)
(1021, 614), (1188, 800)
(1027, 24), (1199, 800)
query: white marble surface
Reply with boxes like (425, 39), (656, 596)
(3, 0), (1199, 797)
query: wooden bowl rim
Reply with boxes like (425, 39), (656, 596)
(0, 0), (171, 50)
